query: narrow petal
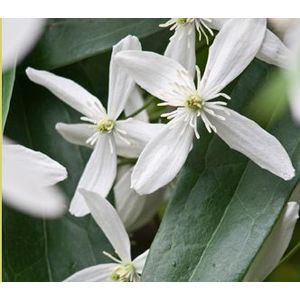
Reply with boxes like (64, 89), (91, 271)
(243, 202), (299, 282)
(79, 189), (131, 262)
(114, 166), (164, 232)
(210, 108), (295, 180)
(131, 118), (194, 195)
(164, 24), (196, 78)
(200, 19), (266, 99)
(256, 29), (290, 68)
(115, 50), (195, 105)
(133, 250), (150, 274)
(26, 67), (105, 120)
(64, 263), (117, 282)
(115, 119), (164, 158)
(108, 35), (142, 119)
(55, 123), (94, 149)
(69, 134), (117, 216)
(3, 143), (67, 218)
(125, 86), (149, 122)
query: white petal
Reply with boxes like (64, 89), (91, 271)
(3, 143), (67, 218)
(69, 134), (117, 216)
(79, 188), (131, 262)
(164, 24), (196, 78)
(56, 123), (94, 149)
(210, 108), (295, 180)
(208, 18), (229, 30)
(115, 119), (164, 158)
(133, 250), (149, 274)
(200, 19), (266, 99)
(2, 18), (45, 72)
(256, 29), (290, 68)
(131, 118), (194, 195)
(26, 67), (105, 120)
(64, 263), (117, 282)
(114, 166), (164, 232)
(289, 77), (300, 123)
(115, 50), (195, 105)
(125, 86), (149, 122)
(243, 202), (299, 282)
(108, 35), (142, 119)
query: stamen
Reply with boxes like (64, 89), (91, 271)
(103, 251), (122, 264)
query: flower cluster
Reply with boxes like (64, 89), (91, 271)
(4, 18), (299, 282)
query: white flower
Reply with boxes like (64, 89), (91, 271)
(243, 201), (299, 281)
(116, 18), (295, 195)
(64, 189), (148, 282)
(2, 18), (45, 72)
(2, 138), (67, 218)
(26, 35), (163, 217)
(161, 18), (290, 77)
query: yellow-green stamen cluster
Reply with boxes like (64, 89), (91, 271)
(111, 263), (137, 282)
(185, 94), (204, 111)
(177, 18), (188, 25)
(96, 118), (115, 133)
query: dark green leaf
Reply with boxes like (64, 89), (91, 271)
(2, 67), (16, 129)
(27, 18), (168, 70)
(142, 60), (300, 281)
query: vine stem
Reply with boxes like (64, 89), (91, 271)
(278, 241), (300, 265)
(126, 97), (156, 119)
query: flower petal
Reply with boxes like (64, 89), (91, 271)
(200, 18), (266, 99)
(114, 166), (164, 232)
(164, 24), (196, 78)
(69, 134), (117, 216)
(125, 86), (149, 122)
(3, 143), (67, 218)
(26, 67), (105, 120)
(56, 123), (94, 148)
(115, 50), (195, 105)
(210, 108), (295, 180)
(115, 119), (164, 158)
(208, 18), (229, 30)
(108, 35), (142, 120)
(131, 118), (194, 195)
(256, 29), (290, 68)
(79, 188), (131, 262)
(133, 250), (149, 274)
(64, 263), (117, 282)
(243, 202), (299, 282)
(3, 18), (45, 72)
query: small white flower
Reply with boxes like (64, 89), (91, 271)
(2, 18), (45, 72)
(64, 189), (148, 282)
(161, 18), (290, 77)
(116, 19), (295, 195)
(2, 138), (67, 218)
(243, 201), (299, 281)
(26, 35), (163, 217)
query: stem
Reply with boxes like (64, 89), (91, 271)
(126, 97), (155, 119)
(278, 241), (300, 265)
(117, 158), (137, 167)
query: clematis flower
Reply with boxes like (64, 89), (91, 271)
(26, 35), (163, 216)
(2, 138), (67, 218)
(161, 18), (290, 77)
(64, 189), (148, 282)
(2, 18), (45, 72)
(243, 201), (299, 281)
(116, 18), (295, 195)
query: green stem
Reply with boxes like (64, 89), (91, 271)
(126, 97), (155, 119)
(278, 241), (300, 265)
(117, 158), (137, 168)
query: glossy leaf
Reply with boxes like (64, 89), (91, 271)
(142, 60), (300, 281)
(27, 18), (168, 70)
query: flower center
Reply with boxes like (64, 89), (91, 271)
(111, 262), (137, 282)
(96, 118), (115, 133)
(185, 94), (204, 111)
(177, 18), (188, 25)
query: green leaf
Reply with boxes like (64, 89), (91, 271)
(142, 60), (300, 282)
(27, 18), (168, 70)
(2, 67), (16, 129)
